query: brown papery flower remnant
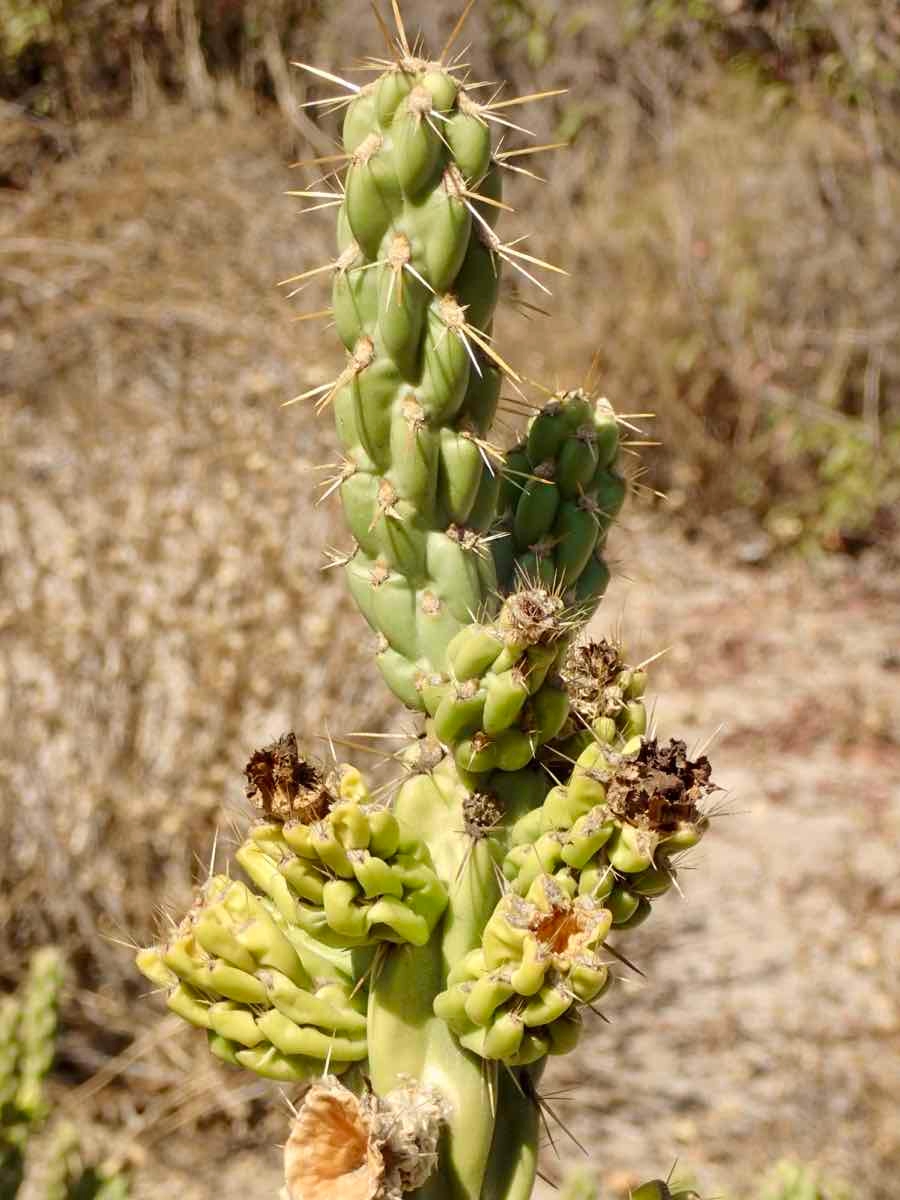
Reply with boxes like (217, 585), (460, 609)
(283, 1076), (448, 1200)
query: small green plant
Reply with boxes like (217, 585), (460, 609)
(1, 947), (130, 1200)
(136, 4), (721, 1197)
(757, 1161), (852, 1200)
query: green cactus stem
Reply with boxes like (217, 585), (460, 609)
(323, 57), (510, 706)
(15, 947), (63, 1122)
(493, 391), (624, 606)
(303, 43), (629, 737)
(237, 763), (448, 950)
(504, 738), (714, 930)
(137, 738), (452, 1083)
(419, 585), (578, 779)
(434, 873), (610, 1065)
(136, 873), (370, 1083)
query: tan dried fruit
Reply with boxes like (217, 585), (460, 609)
(283, 1080), (383, 1200)
(283, 1076), (448, 1200)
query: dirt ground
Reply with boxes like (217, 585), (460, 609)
(2, 105), (898, 1199)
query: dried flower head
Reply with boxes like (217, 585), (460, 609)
(283, 1076), (448, 1200)
(244, 732), (333, 823)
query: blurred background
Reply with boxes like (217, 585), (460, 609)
(1, 1), (898, 1197)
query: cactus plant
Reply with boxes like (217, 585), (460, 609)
(135, 5), (722, 1198)
(1, 948), (131, 1200)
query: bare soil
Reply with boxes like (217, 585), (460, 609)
(2, 106), (898, 1200)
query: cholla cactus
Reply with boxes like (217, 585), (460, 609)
(1, 949), (131, 1200)
(2, 947), (63, 1195)
(136, 5), (720, 1197)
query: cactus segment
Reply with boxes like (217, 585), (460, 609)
(13, 947), (62, 1122)
(369, 760), (503, 1200)
(323, 60), (515, 700)
(419, 585), (587, 778)
(434, 874), (610, 1065)
(493, 392), (626, 615)
(236, 737), (449, 949)
(136, 876), (369, 1082)
(479, 1065), (543, 1200)
(503, 738), (715, 940)
(237, 785), (447, 949)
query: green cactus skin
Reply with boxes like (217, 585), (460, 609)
(433, 873), (610, 1065)
(136, 874), (370, 1083)
(311, 44), (637, 807)
(493, 391), (624, 608)
(420, 586), (574, 778)
(503, 738), (713, 932)
(136, 750), (452, 1084)
(327, 59), (510, 707)
(15, 947), (62, 1122)
(479, 1065), (543, 1200)
(236, 800), (447, 949)
(367, 756), (504, 1200)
